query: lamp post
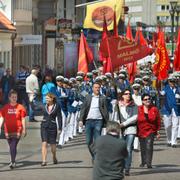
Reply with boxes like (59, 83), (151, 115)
(169, 1), (178, 56)
(175, 5), (180, 32)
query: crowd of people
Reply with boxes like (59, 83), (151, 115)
(0, 62), (179, 179)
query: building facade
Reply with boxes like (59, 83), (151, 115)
(125, 0), (180, 27)
(0, 0), (16, 70)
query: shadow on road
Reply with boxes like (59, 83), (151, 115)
(131, 163), (180, 176)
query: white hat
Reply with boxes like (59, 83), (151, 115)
(142, 75), (150, 80)
(76, 76), (83, 81)
(77, 71), (85, 76)
(95, 76), (102, 82)
(168, 74), (176, 81)
(92, 70), (99, 75)
(119, 69), (127, 74)
(63, 78), (69, 83)
(105, 72), (112, 78)
(134, 78), (142, 82)
(118, 73), (126, 79)
(101, 75), (107, 80)
(56, 75), (64, 81)
(87, 72), (93, 77)
(132, 83), (141, 89)
(70, 77), (76, 82)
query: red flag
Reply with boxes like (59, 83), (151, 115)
(78, 31), (94, 73)
(99, 17), (113, 73)
(126, 20), (134, 41)
(174, 28), (180, 71)
(135, 27), (148, 46)
(126, 21), (136, 83)
(153, 31), (170, 80)
(113, 10), (118, 38)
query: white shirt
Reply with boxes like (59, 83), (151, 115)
(132, 94), (142, 106)
(26, 74), (39, 94)
(86, 94), (102, 120)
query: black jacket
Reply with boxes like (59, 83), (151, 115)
(93, 134), (128, 180)
(79, 94), (109, 126)
(41, 103), (62, 130)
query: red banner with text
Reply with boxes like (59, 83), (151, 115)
(100, 36), (152, 70)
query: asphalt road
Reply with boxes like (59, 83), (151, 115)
(0, 118), (180, 180)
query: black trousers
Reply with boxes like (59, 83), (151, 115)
(139, 133), (155, 166)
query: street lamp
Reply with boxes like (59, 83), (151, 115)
(175, 5), (180, 32)
(169, 1), (178, 56)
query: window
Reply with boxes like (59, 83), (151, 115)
(14, 0), (31, 10)
(167, 5), (169, 10)
(134, 17), (142, 22)
(157, 5), (161, 12)
(161, 5), (165, 10)
(129, 6), (142, 13)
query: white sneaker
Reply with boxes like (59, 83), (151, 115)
(9, 162), (16, 169)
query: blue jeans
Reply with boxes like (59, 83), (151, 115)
(123, 134), (135, 170)
(85, 119), (103, 159)
(29, 96), (38, 121)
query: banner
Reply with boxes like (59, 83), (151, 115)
(153, 31), (170, 80)
(100, 36), (152, 70)
(83, 0), (123, 31)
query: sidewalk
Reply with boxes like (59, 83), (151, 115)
(0, 120), (180, 180)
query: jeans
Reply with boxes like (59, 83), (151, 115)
(85, 119), (103, 159)
(123, 134), (135, 170)
(28, 95), (38, 121)
(139, 133), (154, 166)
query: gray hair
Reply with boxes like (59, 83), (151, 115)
(106, 121), (120, 134)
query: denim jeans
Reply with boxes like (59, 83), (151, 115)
(85, 119), (103, 159)
(123, 134), (135, 170)
(29, 95), (38, 121)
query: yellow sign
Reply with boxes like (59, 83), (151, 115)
(83, 0), (123, 31)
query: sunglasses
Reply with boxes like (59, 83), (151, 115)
(124, 93), (131, 95)
(143, 98), (150, 101)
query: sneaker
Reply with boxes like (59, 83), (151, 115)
(125, 169), (130, 176)
(41, 162), (47, 166)
(57, 145), (62, 149)
(53, 158), (58, 164)
(9, 162), (16, 169)
(147, 165), (152, 168)
(29, 119), (38, 122)
(139, 163), (146, 167)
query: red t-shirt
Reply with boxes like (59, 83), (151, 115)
(0, 104), (27, 134)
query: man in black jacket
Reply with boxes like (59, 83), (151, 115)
(93, 121), (128, 180)
(79, 82), (109, 160)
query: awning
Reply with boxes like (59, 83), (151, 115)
(0, 11), (16, 32)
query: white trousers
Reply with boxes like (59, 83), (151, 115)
(163, 115), (179, 145)
(58, 111), (67, 145)
(177, 117), (180, 138)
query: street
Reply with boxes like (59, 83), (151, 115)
(0, 117), (180, 180)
